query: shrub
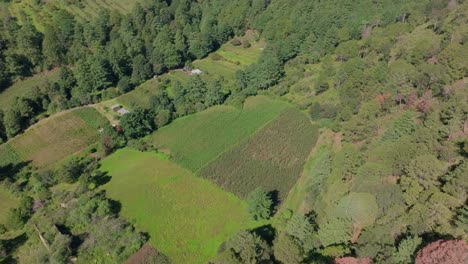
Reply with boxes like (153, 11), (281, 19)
(230, 39), (242, 46)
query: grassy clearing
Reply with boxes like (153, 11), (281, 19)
(0, 185), (17, 225)
(192, 33), (265, 84)
(200, 108), (319, 201)
(0, 107), (106, 168)
(151, 96), (290, 172)
(101, 148), (257, 264)
(0, 69), (60, 110)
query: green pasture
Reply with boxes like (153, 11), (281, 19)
(101, 148), (258, 264)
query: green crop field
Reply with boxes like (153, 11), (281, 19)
(0, 69), (60, 110)
(151, 96), (291, 172)
(0, 185), (17, 225)
(101, 148), (258, 264)
(200, 108), (319, 200)
(0, 107), (106, 168)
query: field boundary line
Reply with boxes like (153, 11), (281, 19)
(195, 105), (294, 175)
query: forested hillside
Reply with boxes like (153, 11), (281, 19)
(0, 0), (467, 263)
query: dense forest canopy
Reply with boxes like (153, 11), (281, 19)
(0, 0), (467, 263)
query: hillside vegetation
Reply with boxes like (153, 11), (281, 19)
(0, 0), (466, 264)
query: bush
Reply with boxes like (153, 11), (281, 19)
(230, 39), (242, 46)
(117, 76), (133, 93)
(242, 40), (251, 48)
(211, 53), (223, 61)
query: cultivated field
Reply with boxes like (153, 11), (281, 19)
(0, 185), (17, 225)
(151, 96), (291, 172)
(101, 148), (256, 264)
(0, 69), (59, 110)
(200, 108), (319, 200)
(0, 107), (106, 168)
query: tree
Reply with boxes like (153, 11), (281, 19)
(393, 236), (422, 264)
(56, 157), (85, 183)
(246, 188), (272, 220)
(131, 54), (152, 85)
(403, 155), (446, 189)
(274, 234), (304, 264)
(3, 108), (22, 138)
(442, 160), (468, 202)
(119, 108), (154, 139)
(317, 217), (352, 247)
(415, 240), (468, 264)
(284, 214), (316, 251)
(16, 20), (43, 68)
(154, 110), (171, 128)
(5, 196), (33, 230)
(205, 79), (225, 106)
(217, 230), (271, 264)
(117, 76), (133, 94)
(149, 89), (173, 113)
(42, 25), (65, 68)
(49, 234), (72, 264)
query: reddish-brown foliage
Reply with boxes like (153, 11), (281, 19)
(415, 240), (468, 264)
(125, 243), (169, 264)
(335, 257), (373, 264)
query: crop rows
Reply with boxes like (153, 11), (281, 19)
(200, 108), (319, 201)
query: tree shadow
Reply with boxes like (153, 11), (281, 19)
(251, 224), (276, 246)
(3, 233), (28, 259)
(0, 161), (32, 181)
(303, 252), (334, 264)
(92, 171), (112, 187)
(268, 190), (280, 216)
(108, 199), (122, 215)
(55, 224), (85, 255)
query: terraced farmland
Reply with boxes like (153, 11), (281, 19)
(0, 107), (107, 168)
(101, 148), (256, 264)
(200, 108), (319, 200)
(151, 96), (291, 171)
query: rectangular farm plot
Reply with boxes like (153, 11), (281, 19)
(200, 108), (319, 201)
(100, 148), (254, 264)
(151, 96), (291, 172)
(0, 108), (104, 168)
